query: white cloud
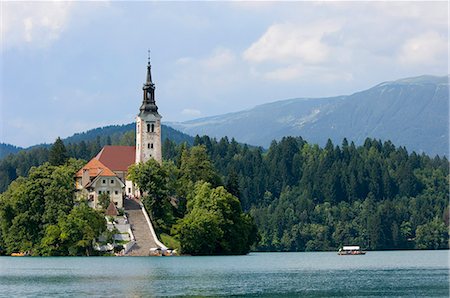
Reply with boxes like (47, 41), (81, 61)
(2, 1), (74, 49)
(202, 48), (236, 70)
(176, 57), (193, 65)
(243, 21), (341, 65)
(263, 64), (303, 81)
(181, 108), (202, 117)
(162, 47), (244, 120)
(399, 31), (448, 66)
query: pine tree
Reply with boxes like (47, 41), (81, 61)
(49, 137), (68, 166)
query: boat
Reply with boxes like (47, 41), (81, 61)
(338, 246), (366, 255)
(11, 252), (28, 257)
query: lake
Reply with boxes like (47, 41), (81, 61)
(0, 250), (448, 297)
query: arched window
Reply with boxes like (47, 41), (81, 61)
(151, 124), (155, 132)
(147, 124), (150, 133)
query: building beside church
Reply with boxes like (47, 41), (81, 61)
(75, 56), (162, 209)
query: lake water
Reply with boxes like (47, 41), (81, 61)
(0, 251), (448, 297)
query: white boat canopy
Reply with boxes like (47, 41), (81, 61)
(342, 246), (360, 250)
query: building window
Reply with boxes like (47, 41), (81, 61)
(111, 179), (114, 184)
(102, 179), (106, 184)
(128, 187), (131, 193)
(147, 124), (150, 132)
(137, 124), (140, 133)
(147, 143), (150, 149)
(115, 190), (118, 195)
(151, 143), (154, 149)
(151, 124), (155, 132)
(107, 191), (110, 194)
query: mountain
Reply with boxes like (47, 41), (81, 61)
(0, 143), (23, 159)
(167, 75), (449, 156)
(0, 124), (193, 159)
(64, 123), (193, 146)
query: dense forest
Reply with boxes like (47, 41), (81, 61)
(165, 136), (449, 251)
(0, 139), (257, 255)
(0, 126), (448, 252)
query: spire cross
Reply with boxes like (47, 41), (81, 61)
(147, 49), (151, 65)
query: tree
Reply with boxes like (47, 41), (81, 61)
(226, 169), (240, 199)
(0, 160), (81, 254)
(173, 182), (258, 255)
(40, 203), (106, 256)
(172, 208), (223, 255)
(49, 137), (68, 166)
(415, 217), (449, 249)
(98, 193), (110, 210)
(128, 159), (171, 230)
(179, 145), (221, 187)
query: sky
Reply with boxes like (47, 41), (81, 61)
(1, 1), (448, 147)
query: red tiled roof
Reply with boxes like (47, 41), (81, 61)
(95, 146), (136, 172)
(75, 159), (117, 178)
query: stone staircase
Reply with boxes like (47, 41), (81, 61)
(124, 198), (160, 256)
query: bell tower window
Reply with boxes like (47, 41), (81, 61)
(147, 124), (150, 132)
(151, 124), (155, 132)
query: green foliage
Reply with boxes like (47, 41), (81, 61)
(172, 182), (258, 255)
(49, 137), (68, 166)
(415, 217), (449, 249)
(128, 159), (171, 226)
(1, 130), (448, 254)
(160, 233), (181, 251)
(179, 145), (222, 188)
(98, 193), (110, 210)
(184, 135), (448, 251)
(0, 160), (104, 255)
(40, 203), (106, 256)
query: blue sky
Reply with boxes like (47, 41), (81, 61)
(1, 1), (448, 147)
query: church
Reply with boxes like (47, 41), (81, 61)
(75, 56), (162, 209)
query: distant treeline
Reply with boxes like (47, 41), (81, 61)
(0, 143), (23, 159)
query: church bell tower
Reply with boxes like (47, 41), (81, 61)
(135, 52), (162, 164)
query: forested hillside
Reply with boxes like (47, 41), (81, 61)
(163, 135), (449, 251)
(0, 143), (22, 159)
(1, 128), (448, 251)
(0, 124), (193, 193)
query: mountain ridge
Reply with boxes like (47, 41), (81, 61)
(167, 75), (449, 156)
(0, 124), (193, 160)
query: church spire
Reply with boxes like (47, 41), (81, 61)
(140, 51), (158, 115)
(146, 49), (153, 84)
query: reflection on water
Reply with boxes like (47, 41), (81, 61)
(0, 251), (448, 297)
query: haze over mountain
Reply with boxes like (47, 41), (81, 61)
(167, 75), (449, 156)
